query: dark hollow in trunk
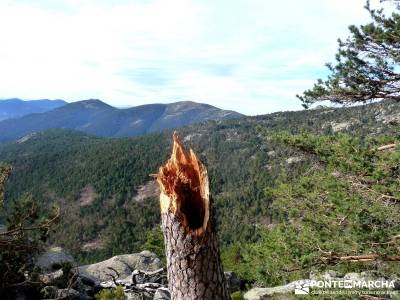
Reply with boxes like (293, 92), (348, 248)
(155, 132), (230, 300)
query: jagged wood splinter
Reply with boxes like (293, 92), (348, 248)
(155, 132), (230, 300)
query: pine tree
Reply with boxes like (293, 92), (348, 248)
(298, 1), (400, 107)
(0, 164), (11, 205)
(0, 164), (59, 298)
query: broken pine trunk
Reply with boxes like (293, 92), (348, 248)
(155, 132), (230, 300)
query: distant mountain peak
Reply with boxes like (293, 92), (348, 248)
(67, 99), (113, 109)
(0, 98), (67, 121)
(0, 99), (243, 141)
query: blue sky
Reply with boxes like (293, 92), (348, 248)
(0, 0), (388, 115)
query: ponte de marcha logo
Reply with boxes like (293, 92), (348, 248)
(292, 278), (396, 296)
(294, 280), (311, 295)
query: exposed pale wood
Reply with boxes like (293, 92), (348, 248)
(376, 143), (397, 151)
(327, 254), (400, 262)
(155, 132), (230, 300)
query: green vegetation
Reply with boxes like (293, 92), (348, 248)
(222, 132), (400, 286)
(0, 165), (59, 298)
(0, 2), (399, 297)
(140, 226), (165, 266)
(0, 99), (398, 288)
(1, 130), (168, 263)
(231, 291), (245, 300)
(299, 1), (400, 107)
(95, 286), (125, 300)
(0, 164), (11, 205)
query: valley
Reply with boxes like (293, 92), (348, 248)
(0, 100), (399, 289)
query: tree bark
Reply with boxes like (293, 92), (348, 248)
(155, 132), (230, 300)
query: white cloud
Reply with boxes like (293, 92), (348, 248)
(0, 0), (391, 114)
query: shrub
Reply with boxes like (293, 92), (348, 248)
(95, 286), (125, 300)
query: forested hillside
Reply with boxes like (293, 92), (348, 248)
(0, 99), (399, 286)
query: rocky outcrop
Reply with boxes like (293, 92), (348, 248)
(39, 247), (397, 300)
(225, 271), (243, 294)
(133, 181), (159, 202)
(243, 271), (399, 300)
(285, 156), (303, 164)
(78, 250), (162, 283)
(36, 248), (245, 300)
(54, 288), (82, 300)
(99, 268), (168, 299)
(35, 250), (167, 300)
(39, 269), (64, 285)
(331, 121), (351, 132)
(153, 287), (171, 300)
(243, 282), (301, 299)
(36, 247), (75, 272)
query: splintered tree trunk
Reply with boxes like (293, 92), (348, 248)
(155, 133), (230, 300)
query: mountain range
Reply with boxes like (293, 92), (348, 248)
(0, 99), (243, 141)
(0, 99), (398, 286)
(0, 98), (67, 121)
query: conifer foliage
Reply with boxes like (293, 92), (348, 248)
(299, 1), (400, 107)
(0, 165), (59, 298)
